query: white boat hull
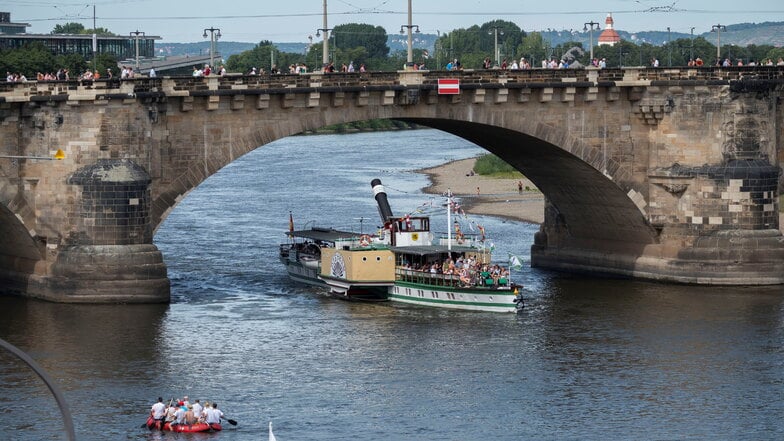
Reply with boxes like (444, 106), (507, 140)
(389, 282), (519, 313)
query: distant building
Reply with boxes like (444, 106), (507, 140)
(0, 12), (28, 34)
(598, 13), (621, 46)
(0, 12), (159, 61)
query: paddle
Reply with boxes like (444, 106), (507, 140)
(226, 418), (238, 426)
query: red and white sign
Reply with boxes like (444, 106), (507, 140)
(437, 78), (460, 95)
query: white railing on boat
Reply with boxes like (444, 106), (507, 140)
(395, 268), (510, 288)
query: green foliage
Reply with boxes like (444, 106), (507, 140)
(332, 23), (389, 59)
(473, 154), (519, 176)
(434, 20), (523, 68)
(0, 42), (57, 76)
(51, 22), (114, 36)
(307, 119), (418, 134)
(52, 22), (85, 34)
(93, 52), (118, 76)
(518, 32), (547, 65)
(55, 53), (88, 77)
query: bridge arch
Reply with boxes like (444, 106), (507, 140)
(2, 67), (783, 302)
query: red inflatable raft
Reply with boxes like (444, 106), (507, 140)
(146, 416), (222, 432)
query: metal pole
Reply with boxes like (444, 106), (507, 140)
(1, 338), (75, 441)
(584, 21), (599, 63)
(712, 24), (725, 61)
(130, 30), (144, 72)
(92, 4), (97, 73)
(203, 28), (221, 70)
(322, 0), (329, 66)
(406, 0), (413, 64)
(494, 28), (499, 66)
(690, 27), (694, 61)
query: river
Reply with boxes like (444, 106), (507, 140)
(1, 129), (784, 440)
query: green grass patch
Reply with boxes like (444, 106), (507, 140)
(473, 154), (524, 178)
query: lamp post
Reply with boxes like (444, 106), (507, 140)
(316, 0), (332, 67)
(583, 21), (599, 63)
(690, 27), (695, 61)
(488, 27), (504, 67)
(129, 30), (144, 72)
(399, 0), (420, 66)
(202, 27), (221, 69)
(667, 26), (672, 66)
(711, 24), (725, 62)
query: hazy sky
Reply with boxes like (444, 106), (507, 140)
(8, 0), (784, 42)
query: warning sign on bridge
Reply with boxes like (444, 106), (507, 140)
(437, 78), (460, 95)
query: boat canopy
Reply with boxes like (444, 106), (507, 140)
(288, 228), (359, 242)
(389, 245), (479, 256)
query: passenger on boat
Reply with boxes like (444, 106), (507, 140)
(185, 404), (197, 425)
(192, 399), (203, 422)
(459, 268), (472, 286)
(173, 403), (187, 426)
(164, 401), (178, 424)
(204, 402), (225, 425)
(150, 397), (166, 426)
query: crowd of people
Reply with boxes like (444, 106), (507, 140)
(191, 64), (227, 77)
(399, 255), (510, 288)
(149, 396), (226, 428)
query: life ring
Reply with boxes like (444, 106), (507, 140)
(359, 234), (372, 247)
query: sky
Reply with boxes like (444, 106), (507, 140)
(6, 0), (784, 43)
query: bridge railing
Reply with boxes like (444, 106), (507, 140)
(1, 67), (782, 99)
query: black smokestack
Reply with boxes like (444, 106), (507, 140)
(371, 178), (394, 222)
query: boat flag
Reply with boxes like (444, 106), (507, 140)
(288, 211), (294, 233)
(508, 253), (524, 271)
(269, 421), (278, 441)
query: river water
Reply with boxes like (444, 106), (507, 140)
(1, 130), (784, 440)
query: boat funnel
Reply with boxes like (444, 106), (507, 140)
(371, 178), (394, 222)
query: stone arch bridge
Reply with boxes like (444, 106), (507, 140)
(1, 67), (783, 303)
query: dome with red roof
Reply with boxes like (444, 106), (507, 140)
(598, 13), (621, 46)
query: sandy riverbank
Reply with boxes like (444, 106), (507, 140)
(418, 157), (544, 224)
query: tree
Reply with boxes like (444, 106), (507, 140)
(52, 22), (85, 34)
(479, 20), (524, 62)
(51, 22), (114, 36)
(518, 32), (547, 66)
(331, 23), (388, 59)
(0, 43), (57, 77)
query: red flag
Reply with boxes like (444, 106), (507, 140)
(288, 212), (294, 233)
(438, 78), (460, 95)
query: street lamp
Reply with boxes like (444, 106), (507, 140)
(583, 21), (600, 63)
(317, 0), (331, 67)
(202, 27), (221, 69)
(399, 0), (420, 66)
(690, 27), (695, 61)
(488, 26), (504, 67)
(711, 24), (725, 62)
(667, 26), (672, 66)
(129, 30), (145, 72)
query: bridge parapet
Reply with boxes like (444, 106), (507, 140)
(2, 67), (782, 103)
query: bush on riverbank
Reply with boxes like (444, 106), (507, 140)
(302, 119), (419, 134)
(473, 154), (524, 178)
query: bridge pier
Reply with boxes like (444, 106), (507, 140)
(1, 159), (170, 303)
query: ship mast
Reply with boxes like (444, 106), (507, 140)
(447, 189), (452, 251)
